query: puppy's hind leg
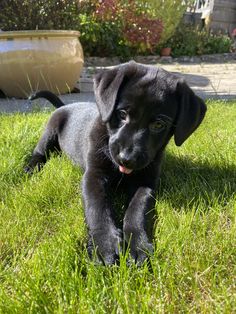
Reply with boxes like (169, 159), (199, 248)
(25, 113), (63, 173)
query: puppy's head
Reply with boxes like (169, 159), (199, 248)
(94, 61), (207, 174)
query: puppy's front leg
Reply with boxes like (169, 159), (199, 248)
(82, 171), (122, 265)
(123, 186), (156, 264)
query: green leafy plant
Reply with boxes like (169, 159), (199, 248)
(78, 0), (164, 56)
(78, 0), (193, 56)
(138, 0), (192, 45)
(201, 32), (232, 55)
(1, 0), (229, 57)
(78, 5), (129, 57)
(0, 0), (79, 31)
(94, 0), (163, 54)
(166, 22), (232, 57)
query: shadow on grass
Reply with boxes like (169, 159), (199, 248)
(159, 152), (236, 209)
(1, 151), (235, 270)
(2, 148), (235, 213)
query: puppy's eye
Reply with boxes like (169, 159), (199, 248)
(117, 109), (128, 121)
(149, 120), (166, 132)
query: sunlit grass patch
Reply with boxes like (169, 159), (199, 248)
(0, 101), (235, 312)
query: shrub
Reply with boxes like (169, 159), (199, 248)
(2, 0), (228, 57)
(166, 22), (232, 57)
(0, 0), (79, 31)
(79, 0), (193, 56)
(79, 13), (128, 57)
(201, 32), (232, 55)
(79, 0), (163, 56)
(139, 0), (192, 44)
(0, 0), (164, 57)
(78, 0), (130, 57)
(94, 0), (163, 54)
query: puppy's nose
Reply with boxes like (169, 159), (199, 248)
(118, 151), (133, 168)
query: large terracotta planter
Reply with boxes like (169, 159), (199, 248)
(0, 30), (84, 98)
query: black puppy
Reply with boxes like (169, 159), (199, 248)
(26, 61), (207, 265)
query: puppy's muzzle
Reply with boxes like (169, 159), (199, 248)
(118, 151), (133, 168)
(117, 151), (134, 174)
(115, 148), (148, 174)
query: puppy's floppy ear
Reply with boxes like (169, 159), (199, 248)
(174, 80), (207, 146)
(94, 67), (125, 122)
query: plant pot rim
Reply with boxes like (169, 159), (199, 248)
(0, 30), (80, 40)
(161, 47), (171, 50)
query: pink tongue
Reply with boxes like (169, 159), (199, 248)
(119, 165), (133, 174)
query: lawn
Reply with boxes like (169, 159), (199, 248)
(0, 101), (235, 313)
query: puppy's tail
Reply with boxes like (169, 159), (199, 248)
(29, 90), (65, 108)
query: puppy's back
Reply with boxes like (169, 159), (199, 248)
(56, 102), (99, 169)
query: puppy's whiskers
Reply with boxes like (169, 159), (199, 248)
(96, 145), (113, 163)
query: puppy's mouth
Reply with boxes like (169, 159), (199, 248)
(109, 146), (147, 175)
(118, 165), (133, 175)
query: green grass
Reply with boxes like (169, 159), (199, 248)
(0, 101), (235, 313)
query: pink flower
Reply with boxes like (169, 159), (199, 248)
(232, 28), (236, 37)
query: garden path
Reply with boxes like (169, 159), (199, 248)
(0, 61), (236, 113)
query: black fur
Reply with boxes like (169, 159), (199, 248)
(26, 61), (207, 265)
(29, 90), (65, 108)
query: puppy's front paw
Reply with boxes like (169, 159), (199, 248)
(87, 228), (123, 265)
(24, 153), (46, 174)
(125, 232), (154, 265)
